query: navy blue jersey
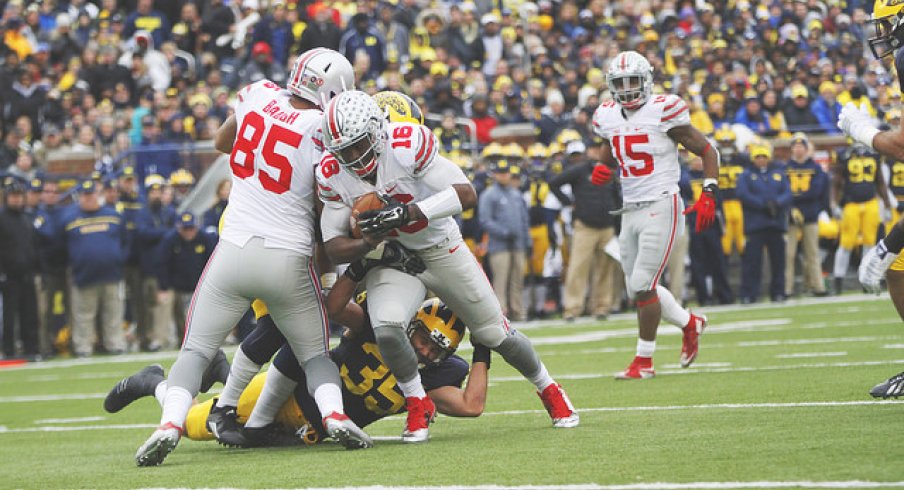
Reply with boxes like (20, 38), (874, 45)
(837, 147), (880, 204)
(886, 160), (904, 202)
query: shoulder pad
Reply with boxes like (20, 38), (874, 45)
(316, 153), (343, 202)
(657, 94), (690, 124)
(388, 122), (438, 176)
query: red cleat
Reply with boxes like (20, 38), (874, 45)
(615, 356), (655, 380)
(402, 396), (436, 443)
(681, 313), (707, 368)
(537, 383), (579, 428)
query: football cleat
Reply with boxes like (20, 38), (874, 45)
(680, 313), (708, 368)
(401, 396), (436, 443)
(199, 349), (230, 393)
(615, 356), (655, 380)
(104, 364), (164, 413)
(870, 370), (904, 399)
(538, 383), (579, 428)
(135, 422), (182, 467)
(323, 412), (373, 450)
(243, 422), (305, 447)
(206, 402), (246, 447)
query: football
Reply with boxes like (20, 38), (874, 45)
(350, 192), (387, 238)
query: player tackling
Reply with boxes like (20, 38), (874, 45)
(317, 90), (578, 443)
(590, 51), (716, 379)
(134, 48), (370, 467)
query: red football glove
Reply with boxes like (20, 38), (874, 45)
(683, 183), (718, 232)
(590, 164), (612, 185)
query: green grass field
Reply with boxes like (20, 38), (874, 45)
(2, 295), (904, 489)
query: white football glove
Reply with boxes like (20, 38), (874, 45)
(838, 102), (880, 149)
(859, 241), (898, 294)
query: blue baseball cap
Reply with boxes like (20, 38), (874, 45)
(177, 212), (197, 228)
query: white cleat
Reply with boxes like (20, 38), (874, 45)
(323, 412), (373, 450)
(135, 423), (182, 467)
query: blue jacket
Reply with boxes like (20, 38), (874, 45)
(478, 183), (531, 254)
(135, 203), (177, 275)
(339, 28), (385, 78)
(737, 164), (794, 233)
(34, 204), (67, 272)
(157, 229), (217, 292)
(733, 106), (770, 135)
(60, 205), (127, 287)
(784, 158), (828, 223)
(810, 97), (842, 134)
(116, 194), (144, 265)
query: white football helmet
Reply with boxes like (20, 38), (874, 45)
(606, 51), (654, 110)
(322, 90), (386, 178)
(287, 48), (355, 108)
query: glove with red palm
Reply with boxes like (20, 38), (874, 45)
(683, 181), (718, 232)
(590, 164), (613, 185)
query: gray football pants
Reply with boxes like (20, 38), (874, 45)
(366, 238), (541, 383)
(167, 237), (337, 398)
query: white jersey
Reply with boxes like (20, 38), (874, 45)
(221, 79), (322, 254)
(317, 121), (468, 250)
(592, 94), (690, 203)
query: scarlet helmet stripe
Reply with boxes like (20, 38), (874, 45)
(291, 48), (323, 91)
(620, 53), (627, 70)
(661, 105), (689, 122)
(327, 97), (341, 140)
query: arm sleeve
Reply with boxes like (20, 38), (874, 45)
(548, 165), (581, 206)
(776, 174), (794, 208)
(736, 173), (765, 209)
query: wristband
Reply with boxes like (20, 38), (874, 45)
(471, 343), (491, 367)
(415, 187), (463, 221)
(703, 178), (718, 190)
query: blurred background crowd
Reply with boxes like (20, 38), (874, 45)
(0, 0), (896, 360)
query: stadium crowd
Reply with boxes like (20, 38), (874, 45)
(0, 0), (897, 360)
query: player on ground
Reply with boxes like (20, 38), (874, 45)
(589, 51), (715, 379)
(838, 0), (904, 397)
(134, 48), (368, 467)
(317, 90), (578, 443)
(106, 283), (490, 447)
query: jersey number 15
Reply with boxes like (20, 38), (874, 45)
(230, 112), (301, 194)
(612, 134), (654, 177)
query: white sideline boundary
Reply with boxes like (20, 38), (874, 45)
(2, 400), (901, 434)
(133, 481), (904, 489)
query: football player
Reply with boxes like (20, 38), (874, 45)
(317, 90), (579, 443)
(830, 143), (890, 295)
(589, 51), (713, 379)
(104, 293), (490, 448)
(714, 124), (747, 257)
(838, 0), (904, 397)
(134, 48), (367, 467)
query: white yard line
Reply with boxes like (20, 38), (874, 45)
(5, 400), (900, 435)
(775, 352), (848, 359)
(34, 416), (105, 424)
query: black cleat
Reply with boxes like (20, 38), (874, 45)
(104, 364), (164, 413)
(870, 370), (904, 399)
(206, 401), (247, 447)
(243, 422), (306, 447)
(200, 349), (230, 393)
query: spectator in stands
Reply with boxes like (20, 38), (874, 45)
(0, 129), (22, 171)
(340, 13), (385, 80)
(251, 2), (293, 70)
(134, 114), (180, 184)
(535, 90), (571, 145)
(468, 94), (498, 146)
(135, 174), (176, 351)
(122, 0), (170, 48)
(119, 30), (171, 93)
(734, 90), (770, 135)
(0, 179), (39, 359)
(8, 151), (37, 182)
(83, 46), (133, 102)
(479, 159), (531, 321)
(60, 180), (127, 357)
(202, 178), (230, 235)
(737, 144), (793, 304)
(239, 41), (285, 86)
(5, 69), (47, 138)
(783, 84), (820, 132)
(549, 140), (620, 321)
(297, 3), (342, 53)
(157, 212), (217, 341)
(811, 81), (842, 134)
(480, 13), (503, 77)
